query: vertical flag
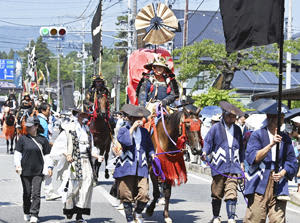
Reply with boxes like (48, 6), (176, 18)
(91, 1), (103, 62)
(219, 0), (281, 53)
(27, 45), (37, 81)
(14, 53), (23, 89)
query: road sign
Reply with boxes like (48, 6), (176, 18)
(0, 59), (15, 80)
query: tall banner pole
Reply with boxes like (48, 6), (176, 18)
(98, 0), (103, 78)
(275, 0), (285, 194)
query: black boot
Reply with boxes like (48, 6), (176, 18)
(75, 207), (84, 222)
(212, 198), (222, 217)
(123, 202), (134, 222)
(135, 201), (147, 214)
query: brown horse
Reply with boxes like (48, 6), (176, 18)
(89, 92), (112, 181)
(146, 107), (203, 223)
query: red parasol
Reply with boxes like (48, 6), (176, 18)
(127, 48), (174, 105)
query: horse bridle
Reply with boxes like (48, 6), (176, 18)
(159, 103), (201, 148)
(178, 116), (201, 147)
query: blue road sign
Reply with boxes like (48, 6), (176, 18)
(0, 59), (15, 80)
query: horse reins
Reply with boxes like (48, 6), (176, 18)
(203, 158), (248, 204)
(159, 105), (201, 151)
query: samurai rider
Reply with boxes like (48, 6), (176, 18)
(85, 76), (109, 115)
(85, 76), (115, 131)
(136, 55), (179, 112)
(201, 101), (244, 223)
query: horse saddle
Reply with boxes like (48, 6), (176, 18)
(145, 101), (174, 116)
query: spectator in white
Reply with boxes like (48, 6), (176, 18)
(14, 117), (52, 223)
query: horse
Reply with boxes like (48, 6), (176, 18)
(89, 92), (112, 181)
(146, 107), (203, 223)
(2, 107), (16, 154)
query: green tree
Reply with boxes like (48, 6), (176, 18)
(0, 51), (8, 59)
(173, 39), (300, 90)
(35, 37), (53, 73)
(7, 49), (15, 59)
(193, 87), (246, 111)
(114, 15), (128, 62)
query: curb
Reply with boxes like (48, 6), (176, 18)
(185, 162), (211, 176)
(290, 192), (300, 206)
(185, 162), (300, 206)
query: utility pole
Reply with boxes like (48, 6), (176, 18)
(127, 0), (133, 103)
(56, 41), (61, 113)
(286, 0), (292, 90)
(183, 0), (189, 47)
(164, 0), (173, 53)
(45, 63), (50, 103)
(116, 55), (121, 111)
(132, 0), (137, 50)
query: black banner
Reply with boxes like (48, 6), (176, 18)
(220, 0), (281, 53)
(91, 1), (102, 61)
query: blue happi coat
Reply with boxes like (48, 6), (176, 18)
(245, 128), (297, 196)
(113, 123), (155, 179)
(203, 121), (244, 176)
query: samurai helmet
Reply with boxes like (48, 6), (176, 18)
(144, 55), (172, 74)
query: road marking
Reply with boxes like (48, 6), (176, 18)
(0, 202), (22, 207)
(287, 207), (300, 214)
(0, 154), (11, 157)
(96, 185), (125, 217)
(188, 173), (211, 183)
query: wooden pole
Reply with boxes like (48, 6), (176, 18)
(183, 0), (189, 47)
(98, 0), (103, 78)
(274, 0), (285, 195)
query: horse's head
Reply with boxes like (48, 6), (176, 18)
(96, 92), (108, 114)
(181, 107), (203, 156)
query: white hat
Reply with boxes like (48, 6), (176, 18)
(291, 116), (300, 123)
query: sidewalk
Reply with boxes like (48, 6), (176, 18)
(185, 161), (300, 207)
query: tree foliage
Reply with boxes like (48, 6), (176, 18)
(173, 39), (300, 90)
(193, 87), (246, 111)
(114, 15), (128, 62)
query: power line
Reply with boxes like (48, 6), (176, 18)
(77, 0), (93, 18)
(188, 8), (219, 45)
(103, 0), (122, 11)
(187, 0), (205, 21)
(0, 17), (86, 27)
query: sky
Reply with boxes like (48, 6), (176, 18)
(0, 0), (299, 52)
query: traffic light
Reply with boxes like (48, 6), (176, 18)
(40, 27), (67, 38)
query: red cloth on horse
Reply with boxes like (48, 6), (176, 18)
(152, 118), (187, 186)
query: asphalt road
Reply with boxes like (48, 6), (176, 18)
(0, 134), (299, 223)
